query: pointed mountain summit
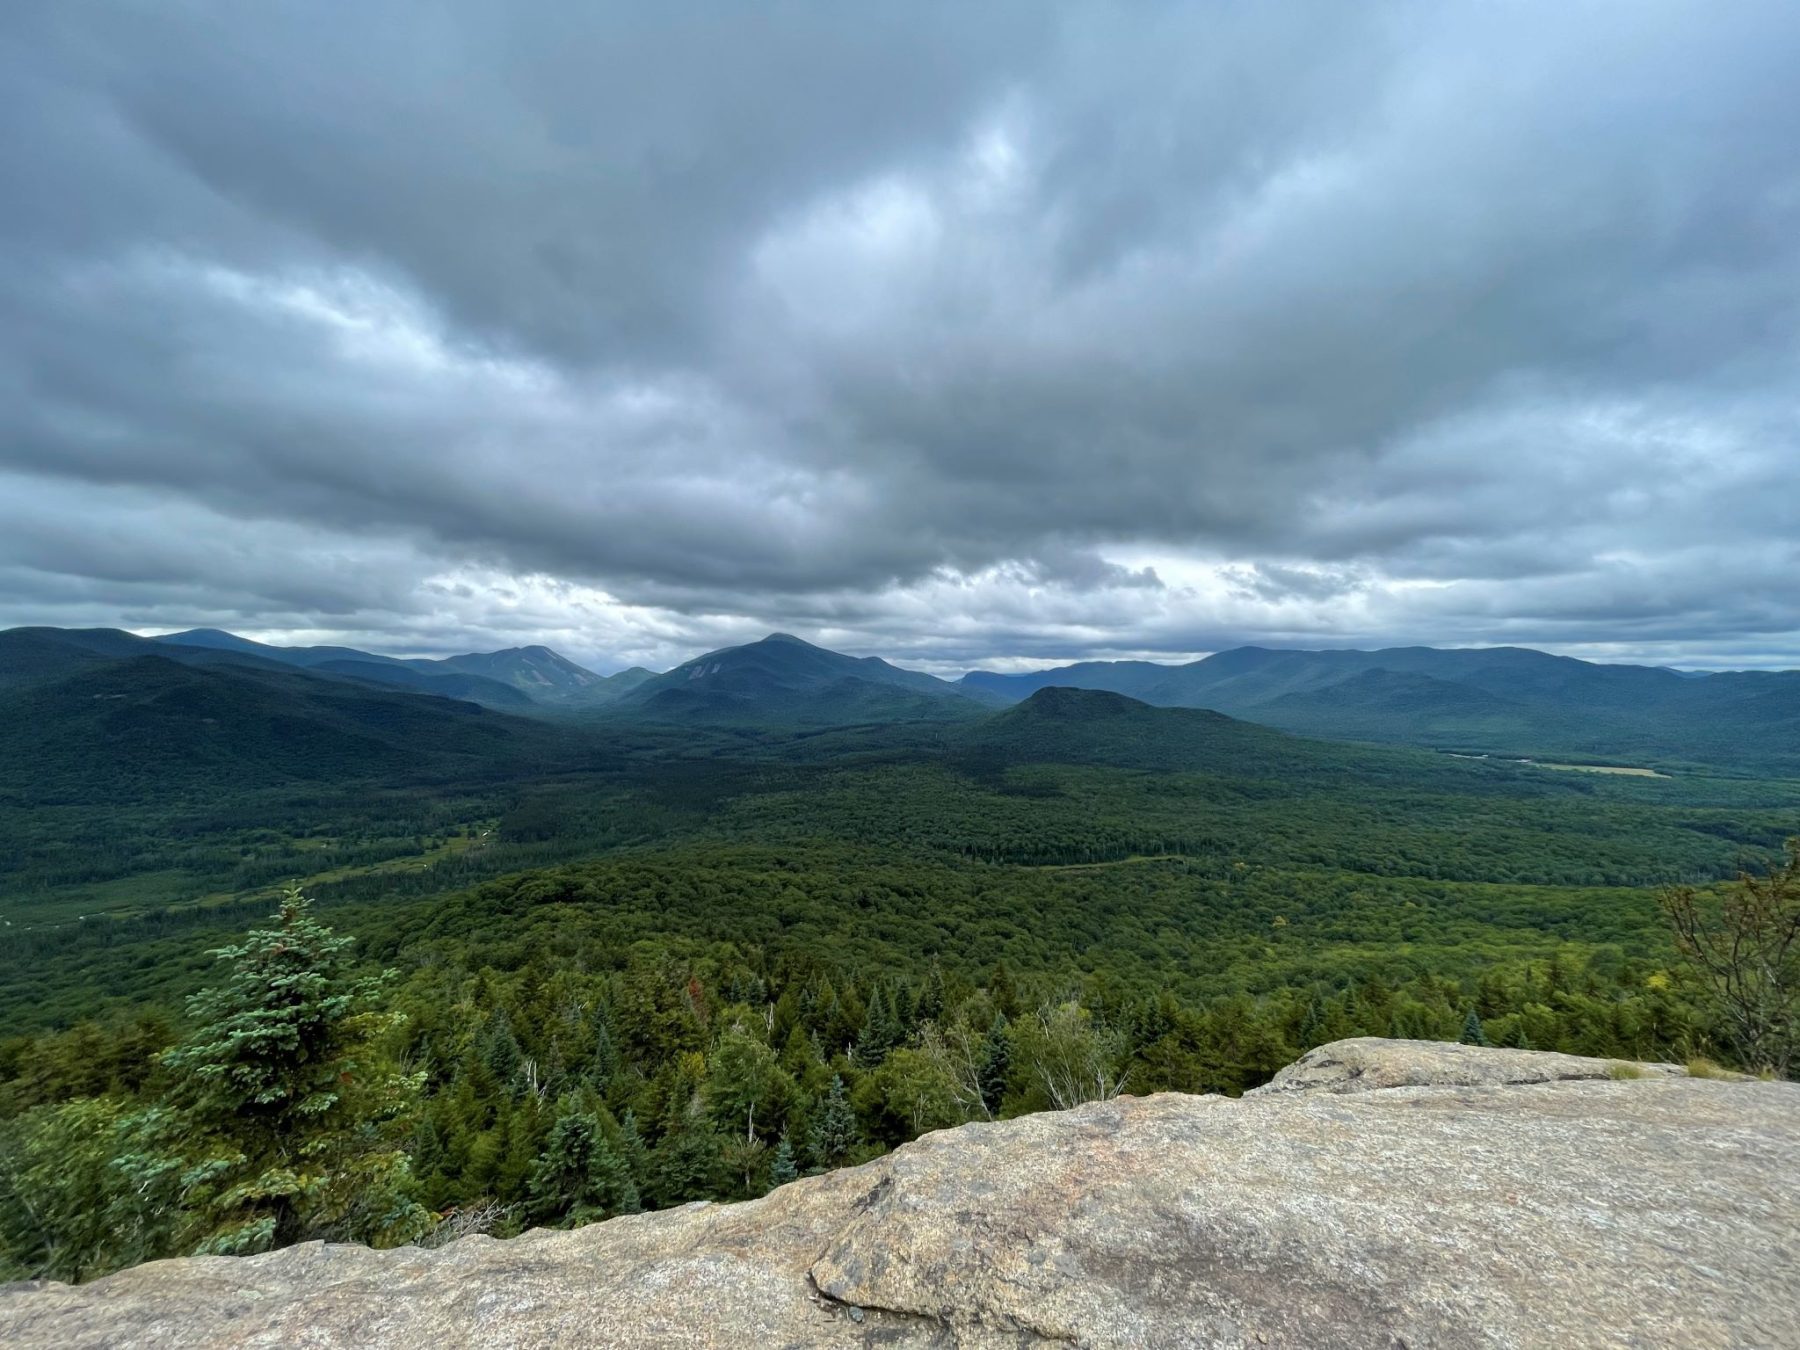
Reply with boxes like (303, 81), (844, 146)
(428, 645), (613, 701)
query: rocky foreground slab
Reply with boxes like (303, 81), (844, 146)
(4, 1038), (1796, 1348)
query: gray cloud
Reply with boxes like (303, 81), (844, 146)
(2, 1), (1798, 673)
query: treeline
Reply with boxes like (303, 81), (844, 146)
(0, 891), (1720, 1284)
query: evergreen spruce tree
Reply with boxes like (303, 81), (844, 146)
(1460, 1009), (1490, 1047)
(891, 982), (918, 1035)
(977, 1013), (1012, 1114)
(768, 1134), (798, 1188)
(587, 1011), (619, 1092)
(158, 887), (428, 1255)
(648, 1107), (726, 1207)
(525, 1100), (633, 1226)
(479, 1010), (525, 1098)
(917, 964), (947, 1024)
(1297, 996), (1326, 1048)
(616, 1108), (648, 1209)
(806, 1074), (858, 1170)
(854, 988), (900, 1067)
(778, 1022), (822, 1081)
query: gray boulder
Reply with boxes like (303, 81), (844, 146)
(1248, 1034), (1687, 1094)
(4, 1038), (1795, 1348)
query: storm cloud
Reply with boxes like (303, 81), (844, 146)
(3, 1), (1797, 672)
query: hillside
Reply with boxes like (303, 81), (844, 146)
(963, 644), (1800, 772)
(0, 654), (569, 805)
(0, 628), (144, 691)
(0, 626), (305, 691)
(951, 686), (1515, 793)
(153, 629), (616, 708)
(958, 685), (1334, 773)
(6, 1040), (1793, 1348)
(154, 628), (414, 670)
(614, 632), (993, 725)
(428, 645), (627, 703)
(309, 659), (537, 709)
(960, 658), (1180, 703)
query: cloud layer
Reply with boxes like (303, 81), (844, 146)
(4, 1), (1798, 672)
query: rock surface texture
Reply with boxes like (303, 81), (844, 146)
(4, 1038), (1796, 1349)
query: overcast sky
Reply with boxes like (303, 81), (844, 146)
(4, 3), (1798, 675)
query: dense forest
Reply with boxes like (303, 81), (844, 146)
(1, 646), (1795, 1282)
(0, 875), (1743, 1281)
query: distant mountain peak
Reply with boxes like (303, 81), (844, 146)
(614, 631), (988, 725)
(1015, 685), (1149, 717)
(154, 628), (270, 653)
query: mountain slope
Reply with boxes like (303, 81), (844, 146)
(616, 633), (992, 725)
(956, 685), (1437, 779)
(1, 627), (311, 690)
(0, 628), (148, 691)
(1251, 668), (1552, 746)
(309, 659), (536, 709)
(959, 660), (1180, 702)
(0, 655), (569, 804)
(155, 629), (615, 707)
(962, 645), (1800, 772)
(427, 645), (617, 702)
(155, 628), (414, 671)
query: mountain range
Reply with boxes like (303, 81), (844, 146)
(152, 628), (651, 708)
(3, 624), (1797, 775)
(608, 632), (1000, 723)
(961, 645), (1800, 773)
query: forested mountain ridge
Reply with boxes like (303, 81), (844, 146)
(10, 623), (1800, 769)
(612, 632), (998, 725)
(153, 629), (631, 707)
(0, 652), (578, 806)
(963, 644), (1800, 773)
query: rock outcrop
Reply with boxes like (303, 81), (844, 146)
(5, 1038), (1796, 1348)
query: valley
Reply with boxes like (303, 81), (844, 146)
(2, 623), (1795, 1283)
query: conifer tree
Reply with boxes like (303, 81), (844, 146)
(806, 1074), (857, 1170)
(854, 988), (900, 1067)
(917, 964), (947, 1024)
(616, 1108), (649, 1206)
(891, 981), (917, 1034)
(158, 887), (428, 1255)
(526, 1100), (634, 1225)
(479, 1011), (525, 1097)
(1460, 1009), (1490, 1046)
(768, 1134), (798, 1187)
(977, 1013), (1012, 1114)
(648, 1105), (726, 1207)
(1297, 996), (1326, 1048)
(587, 1011), (619, 1092)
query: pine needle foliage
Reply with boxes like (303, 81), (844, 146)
(158, 887), (429, 1254)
